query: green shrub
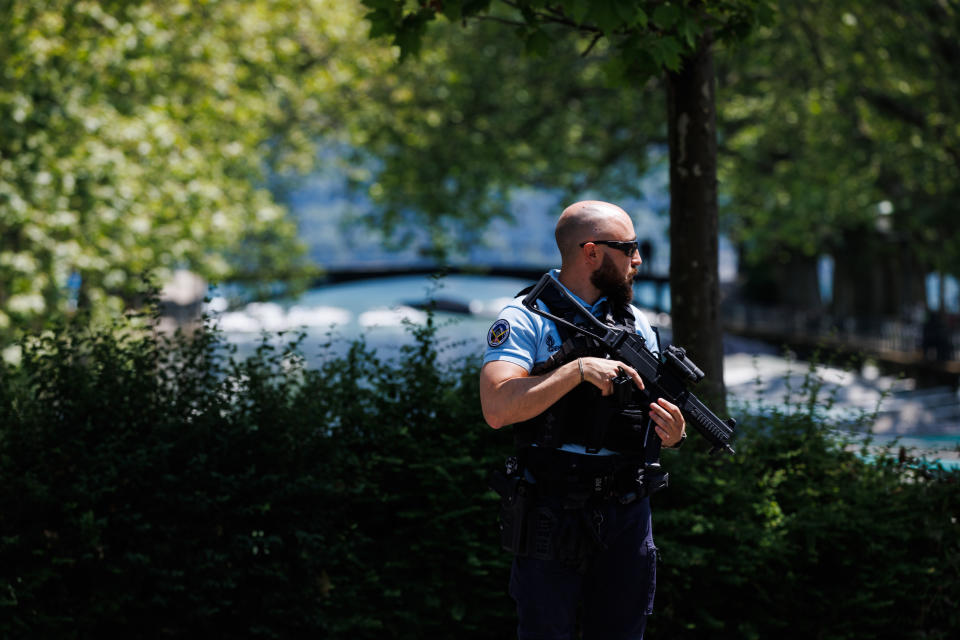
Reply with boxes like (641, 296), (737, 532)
(1, 315), (957, 639)
(651, 370), (960, 640)
(0, 315), (514, 639)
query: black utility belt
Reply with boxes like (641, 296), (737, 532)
(523, 448), (647, 502)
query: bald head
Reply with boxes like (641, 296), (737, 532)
(555, 201), (633, 264)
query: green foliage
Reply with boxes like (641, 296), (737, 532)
(355, 0), (774, 395)
(363, 0), (774, 76)
(0, 312), (515, 638)
(348, 0), (776, 254)
(0, 0), (395, 333)
(718, 0), (960, 276)
(1, 314), (957, 638)
(342, 16), (665, 252)
(653, 393), (960, 640)
(350, 1), (775, 250)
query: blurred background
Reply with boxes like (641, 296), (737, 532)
(6, 0), (956, 453)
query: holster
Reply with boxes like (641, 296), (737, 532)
(489, 466), (531, 556)
(489, 466), (590, 569)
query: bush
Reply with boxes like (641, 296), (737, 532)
(1, 315), (957, 639)
(651, 370), (960, 640)
(0, 315), (513, 639)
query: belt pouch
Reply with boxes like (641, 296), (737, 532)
(527, 505), (560, 561)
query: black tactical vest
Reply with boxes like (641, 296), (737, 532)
(512, 280), (659, 455)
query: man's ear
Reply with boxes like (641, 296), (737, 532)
(581, 242), (601, 266)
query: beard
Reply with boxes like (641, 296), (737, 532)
(590, 253), (634, 307)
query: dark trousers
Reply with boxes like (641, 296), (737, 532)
(509, 496), (656, 640)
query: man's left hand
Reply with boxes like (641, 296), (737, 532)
(650, 398), (685, 447)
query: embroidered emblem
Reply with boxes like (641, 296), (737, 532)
(487, 319), (510, 348)
(545, 334), (560, 352)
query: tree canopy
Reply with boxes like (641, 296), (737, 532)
(342, 15), (665, 253)
(719, 0), (960, 313)
(363, 0), (771, 71)
(360, 1), (775, 409)
(5, 0), (956, 338)
(0, 0), (394, 333)
(354, 0), (775, 242)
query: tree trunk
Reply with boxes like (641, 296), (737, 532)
(832, 230), (927, 328)
(832, 230), (877, 326)
(892, 239), (927, 320)
(666, 32), (726, 413)
(775, 254), (822, 311)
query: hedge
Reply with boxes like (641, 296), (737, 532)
(1, 314), (957, 639)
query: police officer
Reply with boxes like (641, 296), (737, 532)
(480, 201), (686, 640)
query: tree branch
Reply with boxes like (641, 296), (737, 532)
(859, 89), (926, 130)
(500, 0), (601, 32)
(581, 32), (602, 57)
(472, 14), (527, 28)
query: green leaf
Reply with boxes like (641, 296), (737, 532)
(652, 3), (680, 30)
(574, 0), (591, 24)
(612, 1), (638, 26)
(366, 9), (398, 39)
(677, 16), (703, 48)
(462, 0), (494, 18)
(394, 10), (434, 60)
(560, 0), (591, 25)
(635, 7), (649, 29)
(650, 35), (683, 70)
(590, 3), (622, 33)
(441, 0), (463, 21)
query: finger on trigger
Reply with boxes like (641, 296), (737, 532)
(627, 365), (644, 389)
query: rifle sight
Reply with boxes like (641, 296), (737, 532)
(663, 345), (705, 384)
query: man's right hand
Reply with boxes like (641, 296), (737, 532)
(479, 357), (646, 429)
(578, 357), (644, 397)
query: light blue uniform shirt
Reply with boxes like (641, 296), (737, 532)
(483, 270), (660, 455)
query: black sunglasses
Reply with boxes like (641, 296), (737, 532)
(579, 239), (639, 256)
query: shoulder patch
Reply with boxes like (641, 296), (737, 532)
(545, 334), (559, 352)
(487, 318), (511, 348)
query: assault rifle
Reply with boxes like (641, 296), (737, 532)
(522, 273), (736, 454)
